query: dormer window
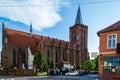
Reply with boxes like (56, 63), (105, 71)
(107, 34), (117, 49)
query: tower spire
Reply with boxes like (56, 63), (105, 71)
(30, 23), (33, 35)
(2, 22), (5, 30)
(75, 5), (83, 25)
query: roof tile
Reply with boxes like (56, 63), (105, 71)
(97, 20), (120, 35)
(5, 28), (38, 54)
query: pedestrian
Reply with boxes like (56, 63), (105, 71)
(48, 67), (50, 75)
(57, 68), (60, 75)
(60, 69), (62, 75)
(22, 63), (25, 69)
(53, 68), (57, 75)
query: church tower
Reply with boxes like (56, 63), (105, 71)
(69, 6), (89, 69)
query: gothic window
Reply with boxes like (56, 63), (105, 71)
(55, 48), (58, 62)
(22, 49), (26, 64)
(47, 59), (50, 65)
(13, 48), (16, 65)
(63, 49), (65, 61)
(47, 49), (50, 58)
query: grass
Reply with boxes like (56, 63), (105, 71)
(37, 72), (47, 76)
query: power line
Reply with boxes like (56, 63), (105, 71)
(80, 0), (120, 4)
(0, 0), (120, 7)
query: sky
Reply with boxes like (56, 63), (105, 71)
(0, 0), (120, 57)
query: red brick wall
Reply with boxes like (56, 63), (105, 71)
(98, 30), (120, 79)
(99, 30), (120, 53)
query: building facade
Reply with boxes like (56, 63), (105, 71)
(1, 6), (89, 70)
(97, 21), (120, 79)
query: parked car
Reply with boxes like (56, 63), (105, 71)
(65, 70), (79, 76)
(77, 70), (89, 76)
(77, 70), (85, 76)
(90, 71), (98, 74)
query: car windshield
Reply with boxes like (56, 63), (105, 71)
(69, 70), (77, 73)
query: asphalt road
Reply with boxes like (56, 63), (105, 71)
(0, 74), (99, 80)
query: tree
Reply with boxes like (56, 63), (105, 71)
(93, 57), (98, 70)
(50, 59), (55, 69)
(33, 50), (47, 72)
(82, 60), (96, 71)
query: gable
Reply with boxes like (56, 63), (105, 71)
(44, 37), (51, 46)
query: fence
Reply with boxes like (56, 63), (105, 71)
(0, 69), (34, 76)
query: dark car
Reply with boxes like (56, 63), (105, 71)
(77, 70), (89, 76)
(77, 70), (85, 76)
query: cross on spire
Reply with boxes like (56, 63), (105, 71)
(75, 5), (83, 25)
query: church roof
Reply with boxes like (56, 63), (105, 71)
(97, 20), (120, 36)
(4, 27), (69, 54)
(5, 28), (39, 54)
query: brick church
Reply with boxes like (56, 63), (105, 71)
(1, 6), (89, 70)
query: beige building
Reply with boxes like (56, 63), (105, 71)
(1, 6), (89, 70)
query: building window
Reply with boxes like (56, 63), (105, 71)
(13, 48), (16, 65)
(55, 48), (58, 62)
(47, 49), (50, 58)
(62, 49), (65, 61)
(22, 49), (26, 64)
(104, 57), (120, 74)
(47, 59), (50, 65)
(107, 34), (117, 48)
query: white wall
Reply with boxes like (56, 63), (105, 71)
(28, 46), (34, 69)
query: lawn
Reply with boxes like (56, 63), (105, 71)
(37, 72), (47, 76)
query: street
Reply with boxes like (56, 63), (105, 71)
(0, 74), (99, 80)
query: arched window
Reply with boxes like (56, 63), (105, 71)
(47, 59), (50, 65)
(47, 49), (50, 58)
(13, 48), (16, 65)
(22, 49), (26, 64)
(63, 49), (65, 61)
(55, 47), (58, 62)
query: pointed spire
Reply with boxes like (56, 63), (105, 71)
(75, 5), (83, 25)
(2, 22), (7, 36)
(2, 22), (5, 30)
(30, 23), (33, 35)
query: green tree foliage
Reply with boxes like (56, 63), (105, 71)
(82, 60), (96, 71)
(33, 50), (47, 72)
(93, 57), (98, 70)
(50, 59), (55, 69)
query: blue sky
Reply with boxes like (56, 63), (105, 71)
(0, 0), (120, 56)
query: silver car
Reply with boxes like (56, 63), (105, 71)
(65, 70), (79, 76)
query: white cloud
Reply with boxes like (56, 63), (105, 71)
(0, 0), (71, 31)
